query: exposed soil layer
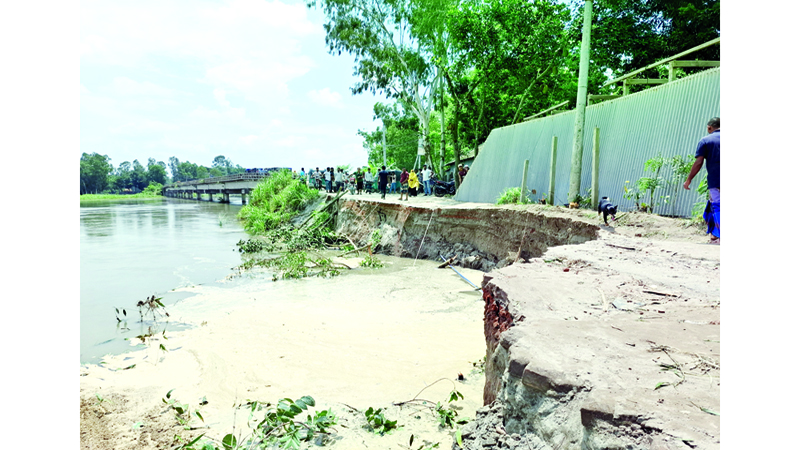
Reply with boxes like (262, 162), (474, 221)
(327, 194), (720, 450)
(333, 198), (600, 271)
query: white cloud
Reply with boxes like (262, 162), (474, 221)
(307, 87), (342, 107)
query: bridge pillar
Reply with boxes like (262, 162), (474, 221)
(241, 189), (247, 205)
(222, 192), (230, 203)
(196, 192), (202, 201)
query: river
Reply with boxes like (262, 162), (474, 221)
(79, 197), (250, 363)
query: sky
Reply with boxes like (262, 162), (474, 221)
(80, 0), (387, 173)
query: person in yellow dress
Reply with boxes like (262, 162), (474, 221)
(408, 169), (420, 197)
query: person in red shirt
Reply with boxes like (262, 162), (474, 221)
(399, 168), (409, 201)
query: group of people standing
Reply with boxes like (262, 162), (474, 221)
(296, 166), (438, 197)
(373, 165), (438, 200)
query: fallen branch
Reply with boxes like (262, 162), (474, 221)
(605, 243), (638, 251)
(643, 290), (679, 297)
(338, 243), (371, 258)
(393, 378), (455, 408)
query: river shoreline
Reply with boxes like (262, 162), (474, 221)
(80, 255), (488, 449)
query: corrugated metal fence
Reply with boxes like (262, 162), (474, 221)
(454, 67), (720, 217)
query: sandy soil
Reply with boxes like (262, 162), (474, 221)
(80, 256), (488, 450)
(80, 194), (716, 449)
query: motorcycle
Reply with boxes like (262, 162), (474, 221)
(433, 180), (456, 197)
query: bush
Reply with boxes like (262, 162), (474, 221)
(496, 187), (530, 205)
(142, 182), (163, 196)
(238, 170), (321, 233)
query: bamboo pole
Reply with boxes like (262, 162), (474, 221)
(549, 136), (557, 205)
(520, 159), (529, 204)
(568, 0), (593, 203)
(591, 127), (600, 209)
(602, 37), (720, 88)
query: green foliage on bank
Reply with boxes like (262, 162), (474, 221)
(495, 187), (531, 205)
(80, 182), (164, 200)
(237, 170), (321, 233)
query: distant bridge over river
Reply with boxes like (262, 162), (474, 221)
(164, 172), (277, 204)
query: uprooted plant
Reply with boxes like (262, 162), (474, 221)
(364, 406), (401, 435)
(237, 250), (349, 281)
(136, 294), (170, 322)
(163, 389), (205, 430)
(239, 396), (338, 449)
(173, 396), (338, 450)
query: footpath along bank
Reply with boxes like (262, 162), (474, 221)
(331, 193), (720, 450)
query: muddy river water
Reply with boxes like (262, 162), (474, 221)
(80, 197), (250, 363)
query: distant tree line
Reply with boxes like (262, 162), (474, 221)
(79, 153), (245, 194)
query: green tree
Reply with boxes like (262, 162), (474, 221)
(113, 161), (133, 191)
(80, 152), (112, 194)
(168, 156), (181, 182)
(212, 155), (232, 175)
(131, 159), (148, 191)
(359, 102), (420, 170)
(588, 0), (720, 83)
(146, 158), (168, 185)
(307, 0), (442, 169)
(447, 0), (574, 151)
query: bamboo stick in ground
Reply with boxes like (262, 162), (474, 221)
(437, 257), (456, 269)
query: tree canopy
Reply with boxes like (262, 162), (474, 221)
(79, 154), (247, 194)
(309, 0), (719, 178)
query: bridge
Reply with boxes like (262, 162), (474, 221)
(163, 171), (281, 204)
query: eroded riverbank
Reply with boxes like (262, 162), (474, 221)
(81, 194), (719, 449)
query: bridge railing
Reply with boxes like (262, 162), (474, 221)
(165, 172), (272, 188)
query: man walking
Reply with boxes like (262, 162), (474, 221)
(684, 117), (720, 244)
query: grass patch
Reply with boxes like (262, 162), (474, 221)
(495, 187), (531, 205)
(80, 193), (163, 201)
(238, 170), (321, 233)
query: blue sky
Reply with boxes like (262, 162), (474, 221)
(81, 0), (387, 172)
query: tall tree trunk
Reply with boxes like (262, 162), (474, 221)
(474, 87), (485, 155)
(453, 106), (461, 187)
(439, 72), (446, 177)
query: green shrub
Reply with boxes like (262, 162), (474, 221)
(495, 187), (530, 205)
(142, 182), (163, 196)
(238, 170), (320, 233)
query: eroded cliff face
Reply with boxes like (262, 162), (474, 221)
(332, 198), (719, 450)
(460, 238), (720, 450)
(332, 199), (599, 271)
